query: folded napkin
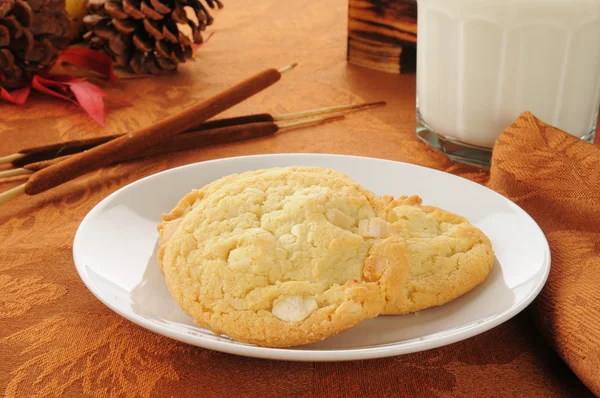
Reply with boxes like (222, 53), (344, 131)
(489, 111), (600, 395)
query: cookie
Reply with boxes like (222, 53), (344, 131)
(159, 167), (494, 334)
(158, 170), (270, 270)
(374, 195), (494, 314)
(159, 167), (410, 347)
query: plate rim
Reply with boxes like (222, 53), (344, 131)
(73, 153), (551, 361)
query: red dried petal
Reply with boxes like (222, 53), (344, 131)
(54, 47), (118, 83)
(31, 75), (74, 102)
(0, 85), (31, 105)
(66, 80), (107, 126)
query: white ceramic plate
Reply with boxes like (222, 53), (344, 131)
(73, 154), (550, 361)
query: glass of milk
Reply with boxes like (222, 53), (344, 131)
(416, 0), (600, 167)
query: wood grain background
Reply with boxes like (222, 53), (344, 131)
(348, 0), (417, 73)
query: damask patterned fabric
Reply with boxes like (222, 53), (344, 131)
(0, 0), (598, 396)
(489, 112), (600, 396)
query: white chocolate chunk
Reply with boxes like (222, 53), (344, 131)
(290, 224), (306, 238)
(326, 208), (355, 230)
(358, 218), (386, 237)
(346, 301), (362, 314)
(227, 247), (253, 271)
(358, 218), (402, 238)
(272, 295), (318, 322)
(160, 218), (182, 246)
(365, 256), (387, 279)
(278, 233), (296, 247)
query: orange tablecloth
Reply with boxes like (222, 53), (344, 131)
(0, 0), (596, 396)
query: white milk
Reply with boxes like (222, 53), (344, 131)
(417, 0), (600, 148)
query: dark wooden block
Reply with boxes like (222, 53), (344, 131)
(347, 0), (418, 74)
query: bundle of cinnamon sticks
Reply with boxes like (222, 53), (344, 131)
(0, 63), (385, 204)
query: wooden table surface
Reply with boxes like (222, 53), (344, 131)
(0, 0), (594, 396)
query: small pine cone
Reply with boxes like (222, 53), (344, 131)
(83, 0), (222, 74)
(0, 0), (70, 88)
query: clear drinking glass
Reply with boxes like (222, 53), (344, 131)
(416, 0), (600, 167)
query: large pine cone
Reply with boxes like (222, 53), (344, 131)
(83, 0), (222, 74)
(0, 0), (70, 88)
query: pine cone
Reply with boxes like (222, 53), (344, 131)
(83, 0), (222, 74)
(0, 0), (70, 88)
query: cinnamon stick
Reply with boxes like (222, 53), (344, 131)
(25, 67), (282, 195)
(22, 115), (343, 173)
(23, 122), (279, 171)
(12, 114), (274, 167)
(7, 101), (386, 168)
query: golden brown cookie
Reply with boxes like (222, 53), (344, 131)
(372, 195), (495, 314)
(159, 167), (410, 347)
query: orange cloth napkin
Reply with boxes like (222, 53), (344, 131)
(489, 111), (600, 395)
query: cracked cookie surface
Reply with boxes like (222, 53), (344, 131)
(377, 195), (494, 314)
(160, 167), (410, 347)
